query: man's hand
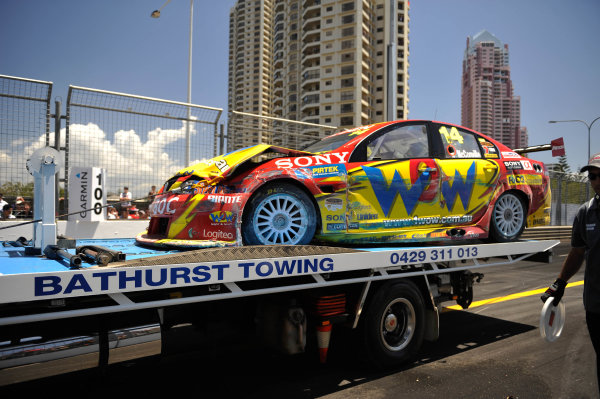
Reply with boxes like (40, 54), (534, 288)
(541, 278), (567, 306)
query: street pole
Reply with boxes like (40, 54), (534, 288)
(186, 0), (193, 167)
(152, 0), (193, 166)
(549, 116), (600, 199)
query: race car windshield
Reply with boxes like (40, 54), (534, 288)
(302, 131), (355, 153)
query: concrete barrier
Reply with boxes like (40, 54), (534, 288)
(521, 226), (572, 241)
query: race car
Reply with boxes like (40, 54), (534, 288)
(136, 120), (551, 248)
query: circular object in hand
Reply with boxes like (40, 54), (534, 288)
(540, 297), (565, 342)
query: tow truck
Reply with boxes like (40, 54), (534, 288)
(0, 235), (558, 385)
(0, 148), (559, 385)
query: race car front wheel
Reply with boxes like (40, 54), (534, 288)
(243, 183), (317, 245)
(489, 191), (526, 242)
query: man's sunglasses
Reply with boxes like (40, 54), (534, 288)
(589, 172), (600, 181)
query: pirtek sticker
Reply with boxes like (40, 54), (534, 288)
(311, 164), (342, 178)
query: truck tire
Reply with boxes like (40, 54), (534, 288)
(242, 183), (317, 245)
(362, 280), (425, 368)
(488, 192), (526, 242)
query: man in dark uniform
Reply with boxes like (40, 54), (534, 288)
(542, 152), (600, 394)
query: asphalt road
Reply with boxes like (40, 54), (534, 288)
(2, 241), (598, 398)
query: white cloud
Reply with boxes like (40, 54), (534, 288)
(0, 151), (12, 164)
(18, 121), (213, 198)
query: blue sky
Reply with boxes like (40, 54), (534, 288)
(1, 0), (599, 170)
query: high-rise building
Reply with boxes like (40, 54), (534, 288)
(228, 0), (410, 150)
(461, 30), (527, 149)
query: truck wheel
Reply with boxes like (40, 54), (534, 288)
(362, 280), (425, 368)
(242, 183), (317, 245)
(489, 192), (526, 242)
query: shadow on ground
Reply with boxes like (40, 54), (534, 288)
(0, 310), (535, 398)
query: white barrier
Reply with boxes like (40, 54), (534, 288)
(0, 220), (149, 241)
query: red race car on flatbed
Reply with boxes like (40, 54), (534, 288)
(136, 120), (551, 248)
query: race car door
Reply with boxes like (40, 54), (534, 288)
(432, 123), (500, 228)
(345, 122), (442, 234)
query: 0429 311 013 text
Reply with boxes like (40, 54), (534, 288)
(389, 246), (479, 265)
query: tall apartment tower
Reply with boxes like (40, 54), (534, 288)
(461, 30), (527, 149)
(228, 0), (410, 150)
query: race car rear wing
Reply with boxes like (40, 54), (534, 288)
(513, 144), (551, 155)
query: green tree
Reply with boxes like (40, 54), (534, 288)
(557, 155), (571, 174)
(0, 181), (34, 198)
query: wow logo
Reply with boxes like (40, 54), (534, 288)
(363, 161), (476, 217)
(362, 166), (431, 217)
(209, 211), (235, 223)
(440, 162), (476, 211)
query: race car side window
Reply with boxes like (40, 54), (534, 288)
(365, 124), (429, 161)
(438, 125), (483, 159)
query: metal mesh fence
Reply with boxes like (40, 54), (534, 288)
(2, 74), (594, 226)
(549, 170), (590, 226)
(227, 111), (338, 152)
(0, 75), (52, 217)
(65, 86), (222, 212)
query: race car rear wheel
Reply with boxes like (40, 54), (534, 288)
(242, 183), (316, 245)
(489, 191), (526, 242)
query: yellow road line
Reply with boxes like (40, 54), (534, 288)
(443, 280), (584, 311)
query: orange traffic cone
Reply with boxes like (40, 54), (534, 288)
(316, 320), (332, 363)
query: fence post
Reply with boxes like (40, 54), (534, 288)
(53, 101), (61, 216)
(219, 124), (225, 155)
(555, 173), (562, 225)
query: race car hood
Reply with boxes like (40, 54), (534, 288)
(173, 144), (313, 183)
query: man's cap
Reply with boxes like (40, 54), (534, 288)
(581, 152), (600, 173)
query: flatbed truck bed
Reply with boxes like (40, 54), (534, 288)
(0, 237), (559, 385)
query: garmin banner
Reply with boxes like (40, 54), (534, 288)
(68, 167), (106, 221)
